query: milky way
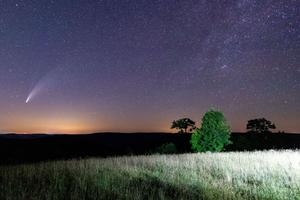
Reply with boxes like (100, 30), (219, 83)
(0, 0), (299, 133)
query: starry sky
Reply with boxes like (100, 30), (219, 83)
(0, 0), (299, 134)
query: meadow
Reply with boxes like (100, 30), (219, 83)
(0, 150), (299, 200)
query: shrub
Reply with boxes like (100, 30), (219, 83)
(155, 143), (177, 154)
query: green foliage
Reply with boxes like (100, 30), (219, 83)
(171, 118), (196, 134)
(247, 118), (276, 133)
(191, 109), (231, 152)
(155, 143), (177, 154)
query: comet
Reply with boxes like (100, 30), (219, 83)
(26, 96), (30, 103)
(25, 68), (60, 104)
(25, 79), (47, 104)
(25, 83), (43, 104)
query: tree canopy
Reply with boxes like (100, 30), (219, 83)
(246, 118), (276, 133)
(191, 109), (231, 152)
(171, 118), (196, 134)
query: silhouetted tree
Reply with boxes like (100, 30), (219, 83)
(171, 118), (196, 134)
(191, 109), (231, 152)
(246, 118), (276, 133)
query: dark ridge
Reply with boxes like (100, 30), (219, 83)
(0, 132), (299, 165)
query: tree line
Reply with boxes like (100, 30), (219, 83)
(171, 109), (278, 152)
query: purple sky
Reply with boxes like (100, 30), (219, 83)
(0, 0), (299, 133)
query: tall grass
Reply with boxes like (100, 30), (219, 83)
(0, 150), (300, 200)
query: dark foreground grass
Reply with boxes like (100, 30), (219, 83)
(0, 151), (300, 200)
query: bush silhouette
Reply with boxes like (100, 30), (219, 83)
(246, 118), (276, 133)
(171, 118), (196, 134)
(191, 109), (231, 152)
(155, 143), (177, 154)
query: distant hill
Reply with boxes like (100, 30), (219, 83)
(0, 133), (51, 139)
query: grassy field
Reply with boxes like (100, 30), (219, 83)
(0, 150), (300, 200)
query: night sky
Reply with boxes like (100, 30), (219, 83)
(0, 0), (299, 133)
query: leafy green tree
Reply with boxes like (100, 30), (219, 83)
(191, 109), (231, 152)
(171, 118), (196, 134)
(246, 118), (276, 133)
